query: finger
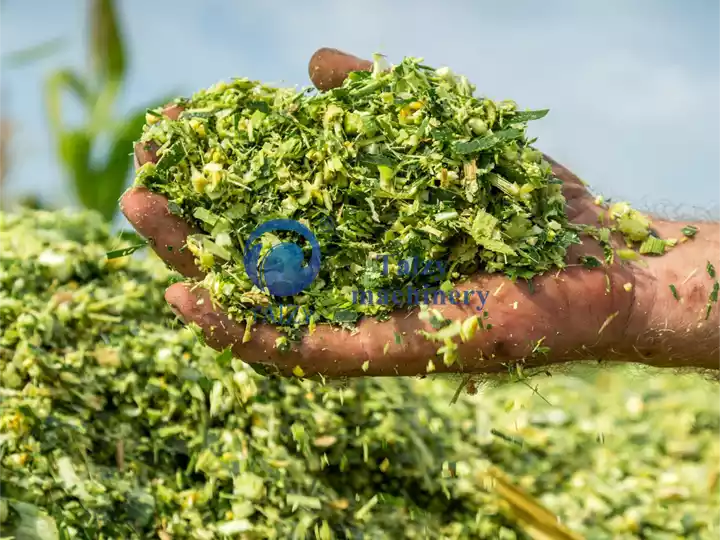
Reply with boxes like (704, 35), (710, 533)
(541, 153), (600, 224)
(165, 281), (357, 375)
(133, 103), (185, 167)
(134, 140), (159, 169)
(308, 48), (372, 91)
(165, 282), (283, 363)
(126, 103), (199, 276)
(165, 282), (451, 377)
(120, 187), (204, 279)
(543, 153), (587, 191)
(163, 103), (184, 120)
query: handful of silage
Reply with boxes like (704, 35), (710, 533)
(134, 56), (578, 329)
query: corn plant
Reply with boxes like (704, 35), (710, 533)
(45, 0), (171, 221)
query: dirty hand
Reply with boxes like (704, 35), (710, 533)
(121, 48), (718, 377)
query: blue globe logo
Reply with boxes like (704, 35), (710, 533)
(243, 219), (322, 297)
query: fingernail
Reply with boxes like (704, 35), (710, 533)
(163, 103), (184, 120)
(309, 48), (371, 91)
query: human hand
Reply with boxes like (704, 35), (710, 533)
(121, 48), (718, 377)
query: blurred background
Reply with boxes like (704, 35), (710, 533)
(0, 4), (718, 536)
(1, 0), (718, 224)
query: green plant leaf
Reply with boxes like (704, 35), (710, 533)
(509, 109), (549, 122)
(106, 242), (148, 260)
(453, 134), (498, 154)
(4, 37), (66, 67)
(95, 112), (146, 220)
(60, 72), (92, 105)
(45, 70), (115, 219)
(58, 129), (94, 210)
(45, 70), (93, 133)
(88, 79), (121, 136)
(90, 0), (126, 83)
(8, 501), (59, 540)
(57, 131), (91, 178)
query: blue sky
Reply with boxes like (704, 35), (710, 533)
(2, 0), (719, 220)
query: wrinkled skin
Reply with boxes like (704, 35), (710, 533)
(121, 48), (645, 377)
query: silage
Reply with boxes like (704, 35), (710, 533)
(1, 209), (718, 539)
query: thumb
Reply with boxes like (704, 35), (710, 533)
(308, 48), (372, 91)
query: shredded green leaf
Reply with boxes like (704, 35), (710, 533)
(639, 236), (666, 255)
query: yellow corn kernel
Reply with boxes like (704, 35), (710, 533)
(203, 162), (224, 190)
(145, 111), (160, 125)
(191, 168), (209, 193)
(189, 119), (206, 137)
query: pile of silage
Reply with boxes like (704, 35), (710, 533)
(1, 209), (718, 540)
(0, 209), (531, 539)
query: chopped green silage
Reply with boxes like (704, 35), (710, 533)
(133, 56), (578, 331)
(1, 209), (718, 539)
